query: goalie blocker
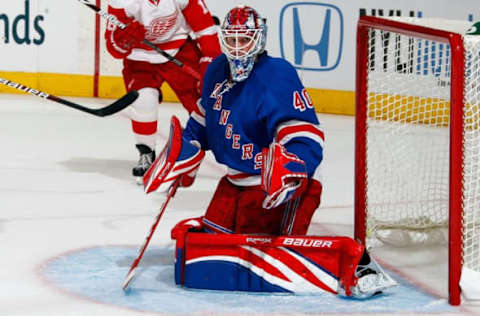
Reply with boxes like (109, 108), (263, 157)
(171, 218), (397, 298)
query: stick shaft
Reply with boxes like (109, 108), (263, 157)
(0, 77), (137, 117)
(122, 179), (180, 290)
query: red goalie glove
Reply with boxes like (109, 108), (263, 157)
(143, 116), (205, 194)
(261, 143), (308, 209)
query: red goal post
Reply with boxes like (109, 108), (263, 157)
(354, 16), (480, 305)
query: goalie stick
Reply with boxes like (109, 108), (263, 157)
(0, 77), (138, 117)
(77, 0), (202, 80)
(122, 178), (180, 291)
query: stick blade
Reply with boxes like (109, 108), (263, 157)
(96, 90), (139, 117)
(122, 268), (137, 291)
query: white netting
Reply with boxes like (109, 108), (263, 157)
(462, 36), (480, 272)
(362, 18), (480, 276)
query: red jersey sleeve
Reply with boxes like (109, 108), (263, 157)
(181, 0), (221, 73)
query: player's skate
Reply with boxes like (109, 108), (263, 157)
(349, 256), (397, 299)
(132, 144), (155, 184)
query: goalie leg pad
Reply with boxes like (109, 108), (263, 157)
(202, 177), (286, 235)
(202, 177), (321, 235)
(171, 216), (204, 285)
(171, 232), (367, 295)
(281, 179), (322, 235)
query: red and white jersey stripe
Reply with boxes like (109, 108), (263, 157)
(275, 120), (325, 148)
(274, 120), (325, 182)
(226, 167), (261, 186)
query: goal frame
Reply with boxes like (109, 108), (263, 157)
(354, 16), (466, 306)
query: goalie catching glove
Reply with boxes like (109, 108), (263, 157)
(261, 143), (308, 209)
(143, 116), (205, 194)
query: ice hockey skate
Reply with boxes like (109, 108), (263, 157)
(347, 256), (397, 299)
(132, 144), (155, 184)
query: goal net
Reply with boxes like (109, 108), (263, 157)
(355, 16), (480, 305)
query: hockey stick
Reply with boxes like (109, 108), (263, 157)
(122, 178), (181, 291)
(77, 0), (202, 80)
(0, 77), (138, 117)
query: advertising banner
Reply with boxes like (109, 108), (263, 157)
(0, 0), (479, 113)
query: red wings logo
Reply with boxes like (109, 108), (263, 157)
(145, 12), (178, 40)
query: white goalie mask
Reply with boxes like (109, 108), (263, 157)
(219, 6), (267, 82)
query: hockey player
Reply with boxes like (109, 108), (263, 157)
(104, 0), (221, 180)
(143, 6), (396, 298)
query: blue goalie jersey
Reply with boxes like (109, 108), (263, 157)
(183, 53), (324, 186)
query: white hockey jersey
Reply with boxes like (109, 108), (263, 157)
(105, 0), (219, 63)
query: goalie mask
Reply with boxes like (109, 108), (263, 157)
(220, 6), (267, 82)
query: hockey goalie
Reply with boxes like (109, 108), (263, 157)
(143, 5), (397, 298)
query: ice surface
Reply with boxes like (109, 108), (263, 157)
(42, 246), (454, 315)
(0, 94), (477, 315)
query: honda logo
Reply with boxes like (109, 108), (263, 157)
(279, 2), (343, 71)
